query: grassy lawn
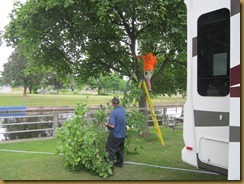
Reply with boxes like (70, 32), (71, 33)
(0, 127), (227, 181)
(0, 93), (186, 107)
(0, 93), (113, 106)
(1, 92), (220, 181)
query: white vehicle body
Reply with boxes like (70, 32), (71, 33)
(182, 0), (240, 180)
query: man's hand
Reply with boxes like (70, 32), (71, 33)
(104, 122), (115, 129)
(132, 55), (141, 59)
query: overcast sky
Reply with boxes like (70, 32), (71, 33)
(0, 0), (26, 72)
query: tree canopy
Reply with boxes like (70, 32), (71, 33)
(3, 0), (187, 97)
(2, 46), (44, 95)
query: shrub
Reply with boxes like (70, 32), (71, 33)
(56, 102), (113, 178)
(124, 107), (146, 154)
(99, 92), (109, 96)
(56, 99), (147, 178)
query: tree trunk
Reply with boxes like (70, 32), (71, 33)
(130, 37), (149, 135)
(28, 87), (32, 94)
(23, 80), (28, 96)
(98, 87), (101, 95)
(23, 85), (27, 96)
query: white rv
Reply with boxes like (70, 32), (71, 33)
(182, 0), (240, 180)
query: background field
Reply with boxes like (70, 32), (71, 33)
(0, 92), (186, 107)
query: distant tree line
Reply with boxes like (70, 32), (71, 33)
(1, 48), (126, 95)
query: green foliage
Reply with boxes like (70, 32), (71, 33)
(121, 82), (146, 154)
(99, 92), (109, 96)
(60, 88), (69, 94)
(87, 72), (126, 95)
(0, 72), (4, 86)
(2, 46), (44, 95)
(56, 96), (147, 178)
(3, 0), (187, 96)
(122, 81), (143, 107)
(56, 102), (113, 178)
(153, 62), (187, 96)
(124, 107), (146, 154)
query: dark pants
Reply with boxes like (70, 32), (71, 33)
(106, 133), (125, 167)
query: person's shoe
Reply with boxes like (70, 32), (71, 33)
(115, 163), (123, 168)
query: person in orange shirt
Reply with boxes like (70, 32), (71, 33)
(133, 52), (157, 93)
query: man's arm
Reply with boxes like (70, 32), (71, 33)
(132, 55), (142, 59)
(105, 122), (115, 128)
(105, 112), (115, 128)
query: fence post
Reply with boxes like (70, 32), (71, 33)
(53, 113), (59, 138)
(162, 108), (167, 126)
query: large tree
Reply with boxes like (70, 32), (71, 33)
(3, 0), (186, 103)
(2, 47), (44, 96)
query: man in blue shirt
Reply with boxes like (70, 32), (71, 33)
(105, 97), (126, 170)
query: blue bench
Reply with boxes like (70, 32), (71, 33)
(0, 106), (26, 117)
(0, 106), (26, 112)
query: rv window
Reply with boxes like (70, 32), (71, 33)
(197, 8), (230, 96)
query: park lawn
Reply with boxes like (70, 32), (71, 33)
(0, 93), (186, 107)
(0, 127), (227, 181)
(0, 93), (117, 106)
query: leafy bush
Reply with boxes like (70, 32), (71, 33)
(56, 98), (147, 178)
(60, 89), (68, 94)
(124, 107), (146, 154)
(56, 102), (113, 178)
(122, 81), (143, 107)
(72, 91), (79, 95)
(99, 92), (109, 96)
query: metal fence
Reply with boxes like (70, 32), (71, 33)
(0, 113), (73, 142)
(0, 105), (183, 142)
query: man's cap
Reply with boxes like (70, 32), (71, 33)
(112, 97), (120, 104)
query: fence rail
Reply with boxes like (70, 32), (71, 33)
(2, 128), (54, 134)
(0, 105), (184, 142)
(0, 121), (53, 126)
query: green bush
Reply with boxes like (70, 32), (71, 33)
(99, 92), (109, 96)
(124, 107), (146, 154)
(72, 91), (79, 95)
(56, 102), (113, 178)
(56, 99), (147, 178)
(60, 89), (69, 94)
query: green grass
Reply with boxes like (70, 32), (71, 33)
(0, 93), (186, 107)
(0, 127), (227, 181)
(0, 93), (112, 106)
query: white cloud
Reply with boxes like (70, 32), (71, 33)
(0, 0), (26, 72)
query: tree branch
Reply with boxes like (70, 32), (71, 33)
(135, 23), (152, 38)
(151, 57), (169, 82)
(114, 6), (134, 40)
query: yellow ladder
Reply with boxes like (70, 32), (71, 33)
(139, 81), (165, 145)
